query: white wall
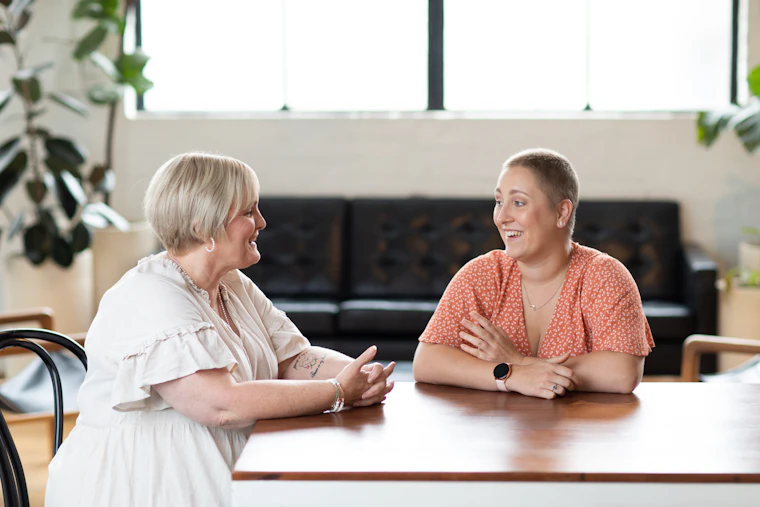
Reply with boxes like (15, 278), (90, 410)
(2, 0), (760, 311)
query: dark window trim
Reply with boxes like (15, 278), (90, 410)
(731, 0), (740, 104)
(428, 0), (444, 110)
(135, 1), (741, 112)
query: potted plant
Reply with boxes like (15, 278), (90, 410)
(0, 0), (126, 333)
(69, 0), (159, 307)
(697, 67), (760, 370)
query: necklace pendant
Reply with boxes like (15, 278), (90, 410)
(530, 304), (537, 311)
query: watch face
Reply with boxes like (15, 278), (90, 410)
(493, 363), (510, 380)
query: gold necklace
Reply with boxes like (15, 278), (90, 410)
(165, 253), (231, 327)
(522, 254), (572, 312)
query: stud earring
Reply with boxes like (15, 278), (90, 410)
(205, 237), (215, 253)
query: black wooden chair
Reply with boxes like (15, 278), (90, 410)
(0, 329), (87, 507)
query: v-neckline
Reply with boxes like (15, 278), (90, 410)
(515, 244), (576, 358)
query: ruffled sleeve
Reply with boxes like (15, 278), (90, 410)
(111, 323), (238, 412)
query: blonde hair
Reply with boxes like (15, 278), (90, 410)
(503, 148), (580, 233)
(144, 152), (259, 254)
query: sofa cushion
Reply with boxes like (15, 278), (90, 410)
(337, 300), (438, 335)
(242, 198), (346, 298)
(348, 199), (503, 298)
(272, 300), (339, 336)
(642, 301), (693, 340)
(573, 201), (681, 301)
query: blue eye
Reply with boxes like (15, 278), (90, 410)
(514, 200), (525, 207)
(494, 200), (504, 207)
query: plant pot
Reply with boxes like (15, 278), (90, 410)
(92, 221), (159, 310)
(739, 241), (760, 271)
(717, 286), (760, 371)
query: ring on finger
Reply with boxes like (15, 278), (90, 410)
(552, 384), (557, 391)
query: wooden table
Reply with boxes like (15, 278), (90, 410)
(232, 382), (760, 506)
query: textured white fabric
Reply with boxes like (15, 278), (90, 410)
(45, 254), (310, 507)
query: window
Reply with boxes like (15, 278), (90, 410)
(138, 0), (739, 113)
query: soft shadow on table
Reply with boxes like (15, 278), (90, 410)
(412, 381), (641, 422)
(252, 403), (388, 436)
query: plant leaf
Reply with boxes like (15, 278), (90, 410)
(8, 0), (33, 19)
(748, 66), (760, 98)
(15, 7), (31, 31)
(26, 177), (47, 203)
(697, 107), (740, 148)
(12, 74), (41, 104)
(87, 82), (122, 104)
(7, 210), (24, 241)
(52, 235), (74, 267)
(48, 91), (89, 117)
(117, 50), (150, 80)
(14, 62), (54, 79)
(81, 205), (109, 228)
(0, 150), (27, 207)
(87, 202), (129, 231)
(89, 164), (115, 193)
(0, 30), (14, 45)
(45, 137), (88, 167)
(124, 74), (154, 95)
(88, 51), (121, 81)
(70, 220), (91, 252)
(72, 0), (103, 19)
(23, 223), (52, 265)
(0, 137), (21, 172)
(73, 24), (109, 60)
(0, 89), (13, 114)
(56, 170), (88, 218)
(731, 99), (760, 153)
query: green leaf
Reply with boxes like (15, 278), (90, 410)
(14, 62), (54, 79)
(0, 89), (13, 114)
(24, 224), (51, 265)
(88, 51), (121, 82)
(741, 226), (760, 237)
(86, 202), (129, 231)
(81, 205), (109, 228)
(100, 0), (119, 16)
(124, 74), (154, 95)
(45, 155), (70, 174)
(697, 108), (739, 148)
(56, 170), (88, 218)
(26, 177), (47, 203)
(72, 0), (103, 19)
(8, 0), (33, 19)
(7, 210), (24, 241)
(87, 82), (122, 104)
(45, 137), (88, 167)
(0, 137), (21, 172)
(70, 220), (91, 252)
(0, 30), (14, 45)
(88, 164), (115, 193)
(749, 67), (760, 98)
(12, 74), (41, 104)
(15, 7), (31, 31)
(0, 150), (27, 207)
(51, 235), (74, 267)
(39, 208), (59, 237)
(48, 91), (89, 117)
(73, 24), (108, 60)
(731, 99), (760, 153)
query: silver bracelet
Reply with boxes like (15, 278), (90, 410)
(327, 378), (345, 413)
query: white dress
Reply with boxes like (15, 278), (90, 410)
(45, 254), (310, 507)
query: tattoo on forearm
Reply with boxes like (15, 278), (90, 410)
(293, 351), (327, 378)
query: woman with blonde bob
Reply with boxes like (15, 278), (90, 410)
(46, 153), (395, 507)
(413, 148), (654, 399)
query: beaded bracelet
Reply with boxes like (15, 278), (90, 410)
(327, 378), (345, 413)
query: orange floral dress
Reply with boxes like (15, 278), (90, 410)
(420, 243), (654, 358)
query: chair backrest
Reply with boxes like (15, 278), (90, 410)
(0, 329), (87, 507)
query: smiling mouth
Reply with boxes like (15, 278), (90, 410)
(504, 231), (523, 238)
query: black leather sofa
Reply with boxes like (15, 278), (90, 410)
(242, 198), (717, 375)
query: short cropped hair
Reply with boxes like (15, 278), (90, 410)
(144, 152), (258, 255)
(503, 148), (580, 234)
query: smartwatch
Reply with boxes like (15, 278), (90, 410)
(493, 363), (512, 392)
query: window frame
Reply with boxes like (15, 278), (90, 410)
(135, 0), (742, 113)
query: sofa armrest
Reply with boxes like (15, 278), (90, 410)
(681, 334), (760, 381)
(682, 243), (717, 335)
